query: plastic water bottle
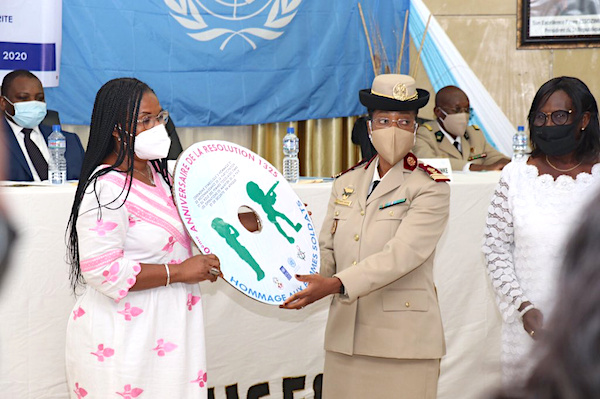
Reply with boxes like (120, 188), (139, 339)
(283, 126), (299, 183)
(48, 124), (67, 184)
(512, 125), (527, 162)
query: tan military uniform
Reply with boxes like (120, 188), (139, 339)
(320, 153), (449, 398)
(414, 120), (509, 170)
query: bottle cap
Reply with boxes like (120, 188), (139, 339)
(52, 124), (61, 131)
(287, 127), (294, 134)
(517, 125), (524, 131)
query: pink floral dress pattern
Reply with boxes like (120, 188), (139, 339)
(66, 166), (207, 398)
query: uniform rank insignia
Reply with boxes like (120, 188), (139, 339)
(404, 153), (418, 170)
(418, 163), (450, 182)
(335, 186), (354, 206)
(468, 153), (487, 161)
(379, 198), (407, 210)
(464, 132), (470, 140)
(435, 131), (443, 142)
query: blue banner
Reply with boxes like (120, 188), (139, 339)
(45, 0), (409, 127)
(0, 0), (62, 87)
(0, 42), (56, 71)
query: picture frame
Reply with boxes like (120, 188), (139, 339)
(517, 0), (600, 48)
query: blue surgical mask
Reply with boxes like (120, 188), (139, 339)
(3, 97), (47, 128)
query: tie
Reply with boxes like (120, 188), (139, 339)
(367, 180), (380, 199)
(453, 140), (462, 154)
(22, 128), (48, 180)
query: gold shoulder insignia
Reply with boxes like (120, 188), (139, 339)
(417, 163), (450, 182)
(403, 152), (418, 171)
(333, 157), (370, 178)
(472, 124), (480, 130)
(423, 123), (433, 131)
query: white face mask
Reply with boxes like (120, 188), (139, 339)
(439, 109), (469, 137)
(134, 123), (171, 160)
(3, 97), (47, 129)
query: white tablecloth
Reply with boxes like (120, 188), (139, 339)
(0, 172), (502, 399)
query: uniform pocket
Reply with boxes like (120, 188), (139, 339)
(374, 203), (409, 221)
(331, 205), (353, 239)
(375, 203), (408, 237)
(382, 289), (429, 312)
(333, 205), (351, 220)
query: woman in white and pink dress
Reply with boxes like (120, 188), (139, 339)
(65, 78), (221, 398)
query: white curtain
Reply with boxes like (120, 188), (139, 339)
(409, 0), (514, 155)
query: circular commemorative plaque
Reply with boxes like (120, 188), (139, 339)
(172, 140), (319, 305)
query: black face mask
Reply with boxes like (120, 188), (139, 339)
(531, 123), (580, 157)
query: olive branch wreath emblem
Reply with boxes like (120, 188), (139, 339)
(165, 0), (302, 50)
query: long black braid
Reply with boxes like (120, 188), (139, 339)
(66, 77), (171, 293)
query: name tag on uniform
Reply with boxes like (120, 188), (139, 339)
(334, 198), (352, 206)
(379, 198), (406, 210)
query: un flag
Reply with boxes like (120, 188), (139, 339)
(46, 0), (409, 126)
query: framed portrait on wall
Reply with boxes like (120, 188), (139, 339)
(518, 0), (600, 48)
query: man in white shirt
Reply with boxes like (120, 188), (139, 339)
(0, 69), (84, 181)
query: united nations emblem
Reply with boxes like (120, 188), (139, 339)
(165, 0), (302, 50)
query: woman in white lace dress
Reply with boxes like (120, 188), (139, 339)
(65, 78), (221, 398)
(483, 76), (600, 383)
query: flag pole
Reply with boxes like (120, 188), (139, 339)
(412, 13), (431, 80)
(358, 2), (378, 76)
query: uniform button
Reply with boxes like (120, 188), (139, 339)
(334, 211), (339, 216)
(352, 261), (357, 265)
(354, 234), (359, 241)
(360, 211), (365, 216)
(389, 211), (394, 216)
(405, 302), (410, 308)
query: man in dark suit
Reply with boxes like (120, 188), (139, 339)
(0, 70), (84, 181)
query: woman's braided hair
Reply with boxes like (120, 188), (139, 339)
(66, 77), (171, 292)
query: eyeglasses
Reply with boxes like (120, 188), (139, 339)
(137, 110), (169, 130)
(533, 109), (572, 127)
(372, 117), (415, 129)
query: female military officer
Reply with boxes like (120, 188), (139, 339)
(281, 74), (450, 398)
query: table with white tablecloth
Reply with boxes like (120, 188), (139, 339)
(0, 172), (502, 399)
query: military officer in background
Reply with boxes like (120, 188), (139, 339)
(414, 85), (510, 171)
(281, 74), (450, 399)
